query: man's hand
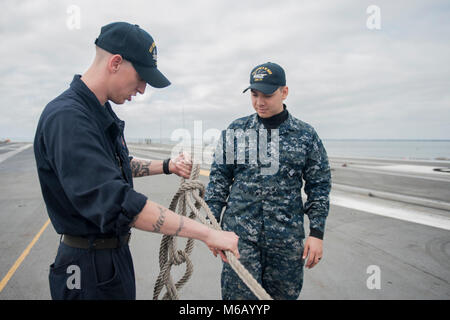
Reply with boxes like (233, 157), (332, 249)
(169, 152), (193, 179)
(209, 247), (231, 264)
(302, 236), (323, 269)
(134, 201), (240, 263)
(206, 230), (240, 264)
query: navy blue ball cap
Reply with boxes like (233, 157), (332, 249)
(243, 62), (286, 94)
(95, 22), (170, 88)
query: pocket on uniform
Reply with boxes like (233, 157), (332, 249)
(49, 260), (82, 300)
(92, 249), (125, 298)
(92, 249), (114, 284)
(49, 243), (85, 299)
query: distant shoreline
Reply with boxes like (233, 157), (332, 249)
(3, 139), (450, 162)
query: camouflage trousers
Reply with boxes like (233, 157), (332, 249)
(221, 238), (304, 300)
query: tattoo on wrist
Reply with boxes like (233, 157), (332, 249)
(153, 206), (167, 233)
(174, 216), (184, 237)
(131, 159), (152, 177)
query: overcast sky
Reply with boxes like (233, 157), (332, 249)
(1, 0), (449, 141)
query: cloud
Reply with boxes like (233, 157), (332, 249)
(0, 0), (449, 141)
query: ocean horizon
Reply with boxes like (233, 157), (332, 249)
(3, 138), (450, 162)
(321, 139), (450, 161)
(145, 138), (450, 162)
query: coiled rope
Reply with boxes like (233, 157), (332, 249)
(153, 164), (273, 300)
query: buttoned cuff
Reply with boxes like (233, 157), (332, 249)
(309, 228), (324, 240)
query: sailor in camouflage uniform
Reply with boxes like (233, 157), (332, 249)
(205, 62), (331, 300)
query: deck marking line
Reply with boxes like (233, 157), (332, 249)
(0, 219), (50, 292)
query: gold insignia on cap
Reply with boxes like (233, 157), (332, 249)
(149, 42), (156, 53)
(252, 67), (272, 81)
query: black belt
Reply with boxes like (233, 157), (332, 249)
(62, 234), (131, 250)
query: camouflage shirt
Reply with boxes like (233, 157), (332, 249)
(205, 109), (331, 245)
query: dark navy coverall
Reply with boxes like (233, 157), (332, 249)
(34, 75), (148, 299)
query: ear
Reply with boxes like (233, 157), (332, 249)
(108, 54), (123, 74)
(281, 86), (289, 100)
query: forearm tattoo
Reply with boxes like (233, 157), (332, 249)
(131, 159), (152, 177)
(153, 206), (167, 233)
(174, 216), (184, 237)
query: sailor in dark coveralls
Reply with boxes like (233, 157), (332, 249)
(34, 22), (239, 300)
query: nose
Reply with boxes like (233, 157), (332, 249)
(137, 80), (146, 94)
(256, 96), (264, 106)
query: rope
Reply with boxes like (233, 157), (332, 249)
(153, 164), (273, 300)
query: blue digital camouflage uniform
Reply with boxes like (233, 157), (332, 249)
(205, 110), (331, 300)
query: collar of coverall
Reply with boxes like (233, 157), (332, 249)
(70, 75), (120, 134)
(258, 104), (289, 129)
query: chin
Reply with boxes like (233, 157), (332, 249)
(112, 98), (126, 105)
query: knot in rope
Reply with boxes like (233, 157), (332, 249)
(152, 164), (273, 300)
(172, 249), (188, 265)
(179, 179), (205, 194)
